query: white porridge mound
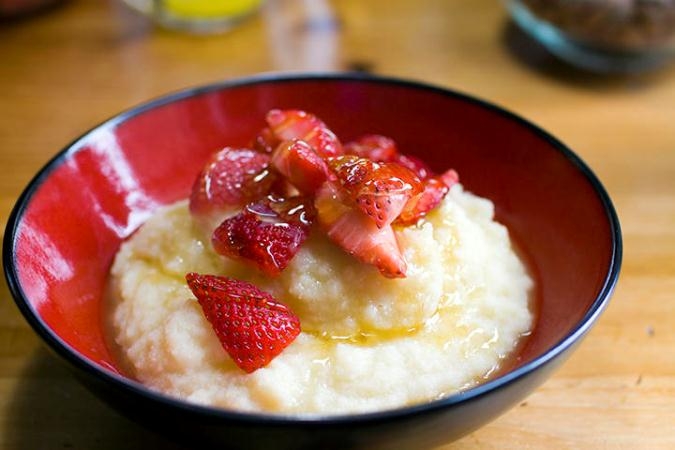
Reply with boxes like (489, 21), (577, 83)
(108, 184), (533, 414)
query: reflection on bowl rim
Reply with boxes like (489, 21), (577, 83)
(2, 72), (622, 425)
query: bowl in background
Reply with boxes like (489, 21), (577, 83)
(3, 74), (621, 449)
(506, 0), (675, 72)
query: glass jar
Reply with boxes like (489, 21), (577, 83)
(122, 0), (263, 34)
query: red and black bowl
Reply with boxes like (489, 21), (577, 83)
(3, 74), (621, 450)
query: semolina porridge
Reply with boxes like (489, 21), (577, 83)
(108, 183), (533, 414)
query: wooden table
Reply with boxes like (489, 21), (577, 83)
(1, 0), (674, 448)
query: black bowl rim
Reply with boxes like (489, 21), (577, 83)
(3, 72), (622, 426)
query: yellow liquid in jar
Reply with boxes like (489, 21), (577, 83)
(163, 0), (261, 19)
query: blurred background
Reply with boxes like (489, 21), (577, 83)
(1, 1), (674, 449)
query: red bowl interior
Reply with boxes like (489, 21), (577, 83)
(7, 76), (618, 379)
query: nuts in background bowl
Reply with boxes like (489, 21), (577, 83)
(507, 0), (675, 72)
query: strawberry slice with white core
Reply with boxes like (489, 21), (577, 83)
(270, 139), (331, 195)
(212, 196), (314, 276)
(266, 109), (342, 158)
(396, 169), (459, 225)
(185, 273), (301, 373)
(354, 162), (422, 228)
(189, 147), (276, 219)
(315, 181), (407, 278)
(328, 155), (422, 229)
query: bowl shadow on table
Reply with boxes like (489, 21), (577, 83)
(6, 347), (190, 450)
(499, 19), (674, 90)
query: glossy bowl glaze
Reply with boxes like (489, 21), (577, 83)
(3, 74), (621, 450)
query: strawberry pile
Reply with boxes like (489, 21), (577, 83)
(190, 109), (459, 278)
(186, 109), (458, 372)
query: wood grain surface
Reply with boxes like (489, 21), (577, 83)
(1, 0), (674, 448)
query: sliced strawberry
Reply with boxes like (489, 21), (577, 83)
(266, 109), (342, 158)
(396, 169), (459, 225)
(328, 154), (375, 190)
(344, 134), (398, 162)
(392, 153), (432, 180)
(251, 126), (280, 154)
(344, 135), (433, 180)
(185, 273), (301, 373)
(212, 197), (314, 276)
(189, 147), (276, 219)
(439, 168), (460, 187)
(270, 139), (331, 195)
(315, 181), (407, 278)
(354, 163), (422, 228)
(327, 155), (422, 229)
